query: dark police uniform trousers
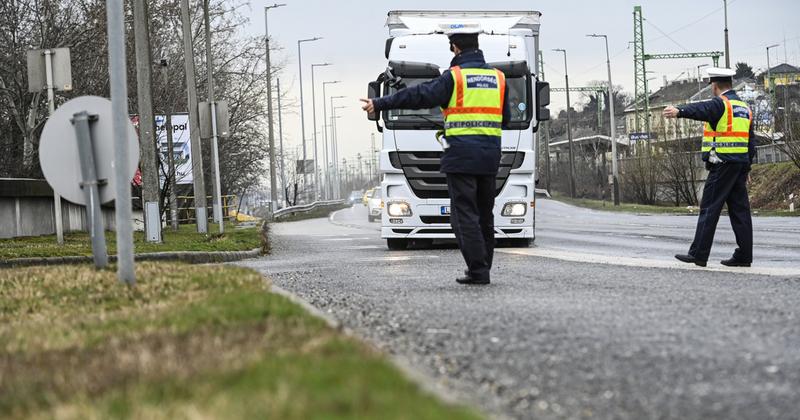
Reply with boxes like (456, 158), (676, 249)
(371, 49), (508, 280)
(690, 162), (753, 263)
(678, 90), (755, 263)
(446, 173), (496, 281)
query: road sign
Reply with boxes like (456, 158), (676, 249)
(26, 48), (73, 93)
(629, 132), (656, 142)
(39, 96), (139, 205)
(198, 100), (230, 138)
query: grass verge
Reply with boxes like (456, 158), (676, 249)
(0, 222), (262, 260)
(0, 262), (480, 420)
(549, 193), (698, 215)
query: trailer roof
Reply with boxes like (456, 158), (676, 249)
(386, 10), (541, 35)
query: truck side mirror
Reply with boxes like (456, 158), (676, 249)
(536, 81), (550, 121)
(367, 81), (381, 122)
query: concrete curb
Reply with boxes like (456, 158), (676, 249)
(267, 283), (482, 417)
(0, 248), (264, 269)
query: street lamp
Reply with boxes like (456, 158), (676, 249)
(696, 63), (709, 96)
(330, 96), (346, 198)
(322, 80), (340, 199)
(723, 0), (730, 68)
(297, 36), (322, 202)
(264, 3), (285, 210)
(310, 62), (331, 200)
(552, 48), (576, 198)
(767, 44), (780, 134)
(587, 34), (620, 206)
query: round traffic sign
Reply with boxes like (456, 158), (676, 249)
(39, 96), (139, 205)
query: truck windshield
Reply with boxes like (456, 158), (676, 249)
(386, 74), (529, 125)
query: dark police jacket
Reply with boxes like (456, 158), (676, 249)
(372, 49), (510, 175)
(676, 90), (757, 167)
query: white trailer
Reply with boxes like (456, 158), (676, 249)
(366, 10), (550, 250)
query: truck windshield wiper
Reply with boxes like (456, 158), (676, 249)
(402, 114), (444, 129)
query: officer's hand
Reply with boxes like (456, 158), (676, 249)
(663, 106), (680, 119)
(360, 98), (375, 114)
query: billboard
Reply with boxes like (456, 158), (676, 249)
(155, 114), (193, 185)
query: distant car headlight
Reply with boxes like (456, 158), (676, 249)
(501, 202), (527, 217)
(387, 201), (412, 217)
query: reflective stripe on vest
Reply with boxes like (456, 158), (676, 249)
(442, 66), (505, 138)
(702, 97), (751, 156)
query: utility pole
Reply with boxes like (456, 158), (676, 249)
(264, 3), (285, 212)
(159, 60), (178, 230)
(357, 153), (363, 188)
(767, 44), (780, 134)
(297, 37), (322, 202)
(588, 34), (620, 205)
(333, 105), (346, 195)
(370, 132), (377, 184)
(537, 51), (551, 193)
(179, 0), (207, 233)
(553, 48), (576, 198)
(133, 0), (162, 242)
(203, 0), (224, 233)
(107, 0), (136, 284)
(310, 62), (330, 200)
(322, 80), (340, 199)
(330, 96), (346, 198)
(277, 77), (286, 207)
(723, 0), (730, 68)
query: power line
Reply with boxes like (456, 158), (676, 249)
(644, 19), (690, 53)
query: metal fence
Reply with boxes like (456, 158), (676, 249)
(175, 195), (237, 224)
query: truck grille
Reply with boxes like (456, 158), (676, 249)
(397, 151), (523, 199)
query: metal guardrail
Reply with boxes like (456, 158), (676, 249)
(272, 200), (346, 219)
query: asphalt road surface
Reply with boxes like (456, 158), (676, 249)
(239, 199), (800, 419)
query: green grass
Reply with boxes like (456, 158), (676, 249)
(0, 263), (481, 420)
(0, 222), (263, 260)
(550, 193), (699, 215)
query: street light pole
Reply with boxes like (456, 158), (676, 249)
(203, 0), (223, 233)
(696, 64), (709, 96)
(310, 62), (330, 200)
(264, 3), (285, 211)
(330, 96), (346, 198)
(277, 77), (286, 206)
(322, 80), (340, 199)
(297, 36), (322, 202)
(553, 48), (576, 198)
(588, 34), (620, 205)
(767, 44), (780, 134)
(723, 0), (730, 68)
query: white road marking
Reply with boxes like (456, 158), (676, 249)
(497, 247), (800, 278)
(355, 255), (440, 262)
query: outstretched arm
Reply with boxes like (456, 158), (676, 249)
(663, 97), (724, 124)
(361, 72), (453, 114)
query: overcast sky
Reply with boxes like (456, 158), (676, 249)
(240, 0), (800, 164)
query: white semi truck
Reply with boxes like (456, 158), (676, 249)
(366, 10), (550, 250)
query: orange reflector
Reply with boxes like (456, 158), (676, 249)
(530, 201), (536, 208)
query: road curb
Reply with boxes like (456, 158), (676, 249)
(267, 282), (484, 417)
(0, 248), (264, 269)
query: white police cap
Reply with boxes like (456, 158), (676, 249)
(706, 67), (735, 83)
(438, 23), (482, 36)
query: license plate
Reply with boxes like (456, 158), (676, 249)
(440, 206), (450, 215)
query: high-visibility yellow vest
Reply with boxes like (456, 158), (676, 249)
(442, 66), (505, 139)
(702, 96), (752, 161)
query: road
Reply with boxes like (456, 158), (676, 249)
(239, 199), (800, 419)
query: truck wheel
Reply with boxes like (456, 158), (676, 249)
(387, 238), (408, 250)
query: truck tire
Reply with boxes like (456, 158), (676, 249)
(387, 238), (408, 250)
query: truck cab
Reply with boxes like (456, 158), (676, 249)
(366, 11), (550, 250)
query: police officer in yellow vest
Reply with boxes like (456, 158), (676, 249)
(663, 67), (756, 267)
(361, 26), (509, 285)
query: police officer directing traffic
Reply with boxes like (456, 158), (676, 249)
(361, 25), (510, 285)
(663, 67), (756, 267)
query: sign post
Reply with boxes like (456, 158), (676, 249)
(27, 47), (72, 245)
(39, 96), (139, 271)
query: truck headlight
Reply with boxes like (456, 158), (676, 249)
(387, 201), (412, 217)
(501, 202), (527, 217)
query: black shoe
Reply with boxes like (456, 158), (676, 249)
(456, 275), (490, 285)
(675, 254), (707, 267)
(721, 258), (751, 267)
